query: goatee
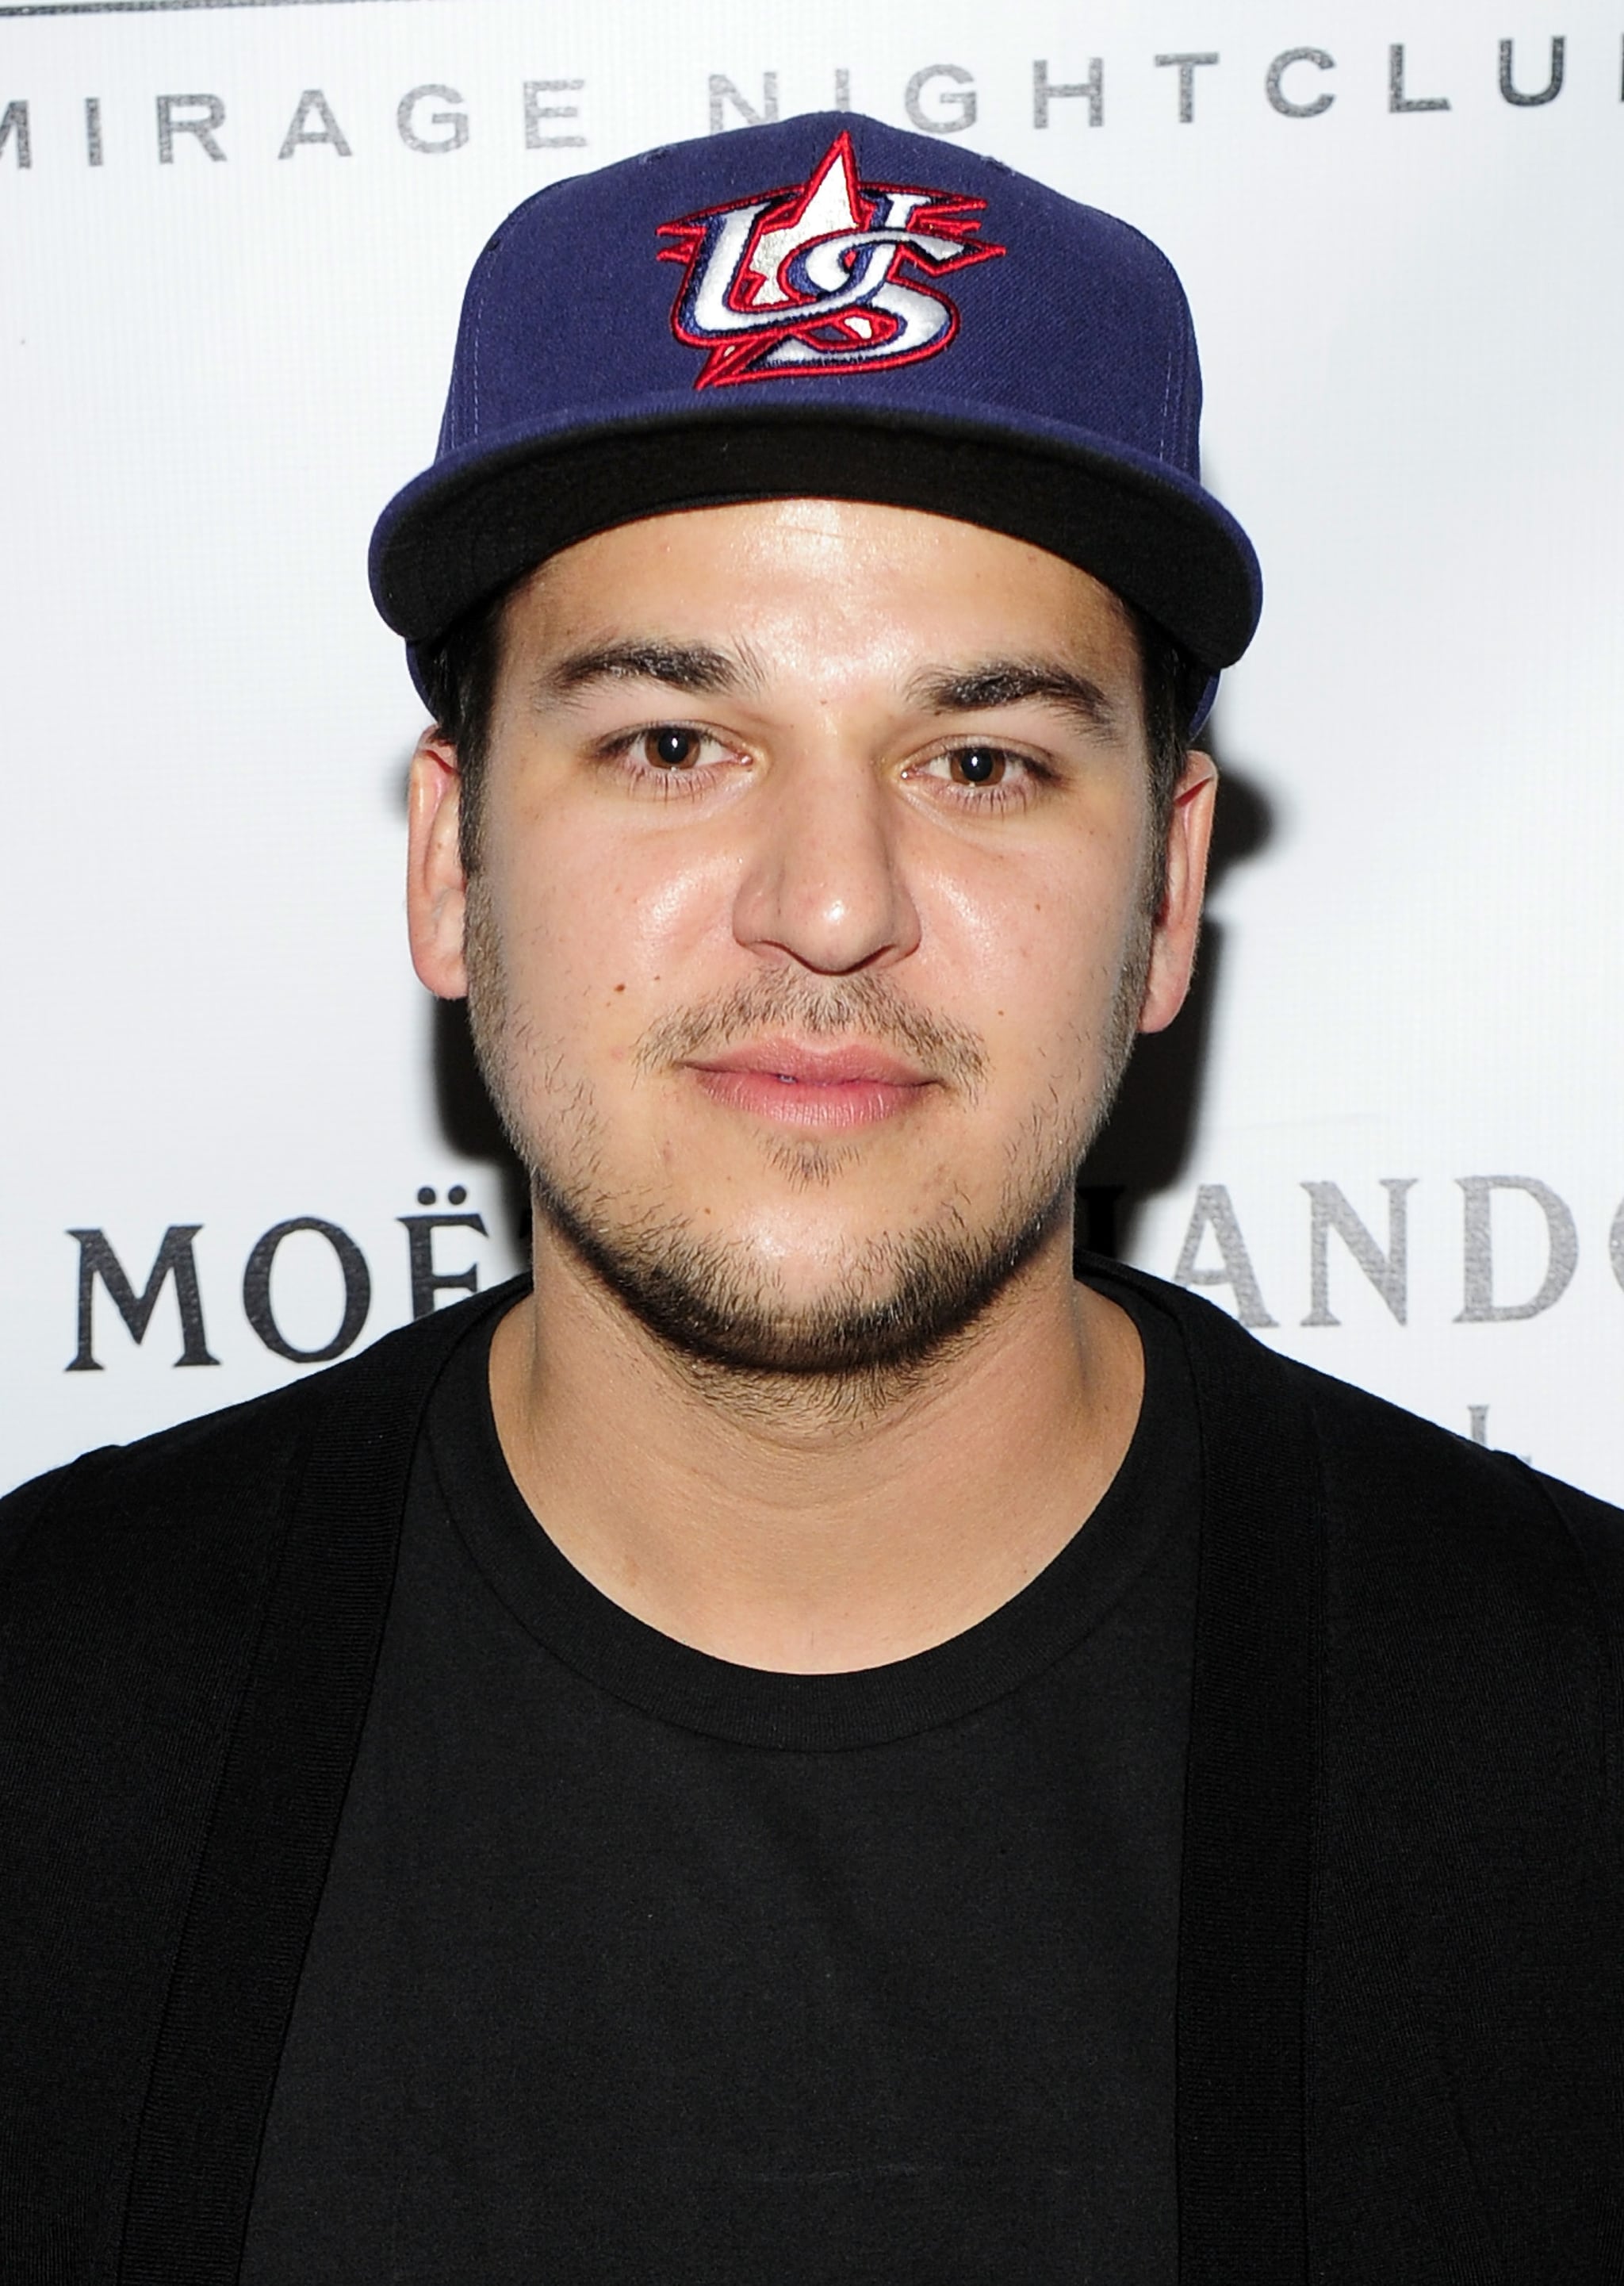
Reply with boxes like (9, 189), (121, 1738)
(464, 880), (1151, 1387)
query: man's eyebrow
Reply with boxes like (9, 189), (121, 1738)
(534, 639), (757, 706)
(909, 659), (1122, 737)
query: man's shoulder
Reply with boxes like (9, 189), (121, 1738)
(1101, 1257), (1624, 1624)
(0, 1279), (524, 1585)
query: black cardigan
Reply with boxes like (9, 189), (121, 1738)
(2, 1267), (1621, 2283)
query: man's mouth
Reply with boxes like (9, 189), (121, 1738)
(686, 1038), (936, 1131)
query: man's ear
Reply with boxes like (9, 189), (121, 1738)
(1137, 752), (1217, 1037)
(405, 732), (470, 999)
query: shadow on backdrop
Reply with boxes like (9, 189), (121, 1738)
(1077, 735), (1276, 1267)
(431, 996), (533, 1254)
(425, 743), (1277, 1272)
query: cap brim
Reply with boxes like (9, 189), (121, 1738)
(370, 405), (1260, 716)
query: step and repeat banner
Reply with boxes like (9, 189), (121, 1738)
(3, 1), (1621, 1497)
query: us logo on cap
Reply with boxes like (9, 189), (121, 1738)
(657, 129), (1005, 389)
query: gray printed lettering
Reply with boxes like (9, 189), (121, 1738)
(157, 93), (225, 163)
(1499, 36), (1565, 106)
(1032, 58), (1103, 129)
(397, 85), (468, 155)
(1155, 52), (1220, 125)
(1389, 45), (1451, 113)
(278, 89), (351, 160)
(1173, 1184), (1278, 1329)
(905, 63), (977, 135)
(1266, 48), (1335, 118)
(707, 73), (779, 134)
(1303, 1179), (1415, 1327)
(0, 99), (29, 169)
(523, 79), (585, 151)
(1457, 1176), (1578, 1321)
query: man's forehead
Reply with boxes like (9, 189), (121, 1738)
(504, 497), (1139, 672)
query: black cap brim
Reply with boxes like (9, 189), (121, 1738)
(371, 407), (1261, 719)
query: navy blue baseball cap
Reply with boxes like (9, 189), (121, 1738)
(370, 113), (1260, 731)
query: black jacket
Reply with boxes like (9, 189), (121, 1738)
(3, 1267), (1622, 2284)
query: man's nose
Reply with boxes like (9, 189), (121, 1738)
(730, 755), (921, 976)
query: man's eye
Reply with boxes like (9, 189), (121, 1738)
(914, 744), (1021, 789)
(948, 746), (1008, 787)
(643, 727), (707, 770)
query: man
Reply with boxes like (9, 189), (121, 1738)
(2, 114), (1620, 2283)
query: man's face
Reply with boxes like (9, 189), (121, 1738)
(408, 499), (1212, 1376)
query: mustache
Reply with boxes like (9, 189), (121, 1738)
(632, 972), (988, 1096)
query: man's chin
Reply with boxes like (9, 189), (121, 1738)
(534, 1172), (1067, 1383)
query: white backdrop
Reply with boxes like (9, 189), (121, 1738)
(4, 0), (1621, 1498)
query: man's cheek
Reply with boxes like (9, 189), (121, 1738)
(532, 957), (651, 1082)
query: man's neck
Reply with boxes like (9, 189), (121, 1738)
(487, 1224), (1144, 1674)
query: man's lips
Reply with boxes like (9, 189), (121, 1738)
(695, 1038), (932, 1087)
(685, 1038), (936, 1130)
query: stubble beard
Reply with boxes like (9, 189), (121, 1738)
(464, 880), (1153, 1397)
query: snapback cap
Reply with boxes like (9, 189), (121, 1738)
(370, 113), (1261, 731)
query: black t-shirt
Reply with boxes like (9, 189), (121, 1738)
(242, 1272), (1201, 2284)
